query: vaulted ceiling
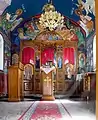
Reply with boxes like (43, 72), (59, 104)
(0, 0), (95, 55)
(0, 0), (95, 44)
(5, 0), (95, 22)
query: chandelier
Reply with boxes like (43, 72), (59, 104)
(39, 2), (64, 31)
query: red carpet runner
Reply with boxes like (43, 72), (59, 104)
(18, 101), (72, 120)
(31, 101), (62, 119)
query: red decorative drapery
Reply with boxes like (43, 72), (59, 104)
(22, 47), (34, 65)
(22, 47), (74, 65)
(63, 48), (74, 65)
(41, 48), (54, 65)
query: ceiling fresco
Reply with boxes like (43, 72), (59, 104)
(0, 0), (95, 49)
(5, 0), (95, 21)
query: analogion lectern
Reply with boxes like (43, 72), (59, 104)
(8, 62), (24, 101)
(41, 66), (55, 100)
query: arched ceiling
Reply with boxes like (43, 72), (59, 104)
(5, 0), (95, 22)
(0, 0), (95, 43)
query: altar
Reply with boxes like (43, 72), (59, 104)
(41, 66), (55, 100)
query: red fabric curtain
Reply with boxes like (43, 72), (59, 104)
(41, 48), (54, 64)
(63, 48), (74, 65)
(22, 47), (34, 65)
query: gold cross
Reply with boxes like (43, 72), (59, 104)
(44, 76), (51, 87)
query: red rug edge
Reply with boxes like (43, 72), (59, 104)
(18, 102), (35, 120)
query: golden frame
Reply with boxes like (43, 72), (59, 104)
(64, 63), (74, 75)
(24, 63), (34, 75)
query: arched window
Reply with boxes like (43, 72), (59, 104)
(93, 35), (96, 71)
(0, 34), (4, 70)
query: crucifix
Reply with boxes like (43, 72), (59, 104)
(44, 76), (51, 87)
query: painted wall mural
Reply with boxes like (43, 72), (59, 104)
(4, 42), (11, 95)
(11, 16), (85, 45)
(0, 8), (24, 36)
(0, 0), (12, 15)
(0, 32), (11, 96)
(0, 0), (95, 36)
(86, 33), (95, 72)
(74, 0), (95, 37)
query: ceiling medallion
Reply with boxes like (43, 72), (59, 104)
(39, 1), (64, 31)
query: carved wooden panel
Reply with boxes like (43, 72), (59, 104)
(57, 81), (64, 92)
(83, 74), (91, 91)
(24, 82), (32, 91)
(23, 64), (34, 95)
(57, 45), (63, 52)
(8, 63), (24, 101)
(24, 76), (34, 94)
(64, 81), (74, 91)
(35, 52), (40, 70)
(57, 71), (64, 81)
(35, 72), (40, 80)
(35, 80), (41, 93)
(53, 80), (56, 93)
(34, 71), (41, 93)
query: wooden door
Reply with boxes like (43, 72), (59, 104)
(24, 64), (34, 96)
(56, 47), (65, 94)
(34, 70), (42, 94)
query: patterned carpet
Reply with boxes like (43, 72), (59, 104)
(0, 99), (95, 120)
(18, 100), (72, 120)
